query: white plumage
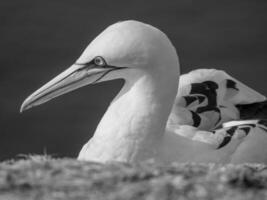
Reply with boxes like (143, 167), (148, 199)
(168, 69), (266, 145)
(21, 20), (267, 164)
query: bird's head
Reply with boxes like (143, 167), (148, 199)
(20, 20), (179, 112)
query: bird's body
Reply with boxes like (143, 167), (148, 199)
(21, 20), (267, 164)
(164, 69), (267, 164)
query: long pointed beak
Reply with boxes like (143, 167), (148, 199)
(20, 63), (115, 112)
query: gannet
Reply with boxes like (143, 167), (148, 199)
(20, 20), (267, 164)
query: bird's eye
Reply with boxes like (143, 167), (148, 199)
(94, 56), (106, 67)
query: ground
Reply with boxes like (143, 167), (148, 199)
(0, 156), (267, 200)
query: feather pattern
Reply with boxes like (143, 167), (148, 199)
(167, 69), (267, 149)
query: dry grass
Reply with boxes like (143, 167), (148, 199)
(0, 156), (267, 200)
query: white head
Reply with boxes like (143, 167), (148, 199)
(20, 20), (179, 112)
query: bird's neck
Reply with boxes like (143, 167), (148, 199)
(80, 70), (178, 162)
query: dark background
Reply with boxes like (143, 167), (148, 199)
(1, 0), (266, 161)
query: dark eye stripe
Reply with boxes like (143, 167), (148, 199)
(75, 56), (107, 68)
(75, 56), (127, 71)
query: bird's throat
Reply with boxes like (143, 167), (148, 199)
(78, 72), (178, 162)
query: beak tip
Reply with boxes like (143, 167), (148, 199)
(20, 100), (31, 113)
(20, 104), (26, 113)
(20, 106), (25, 113)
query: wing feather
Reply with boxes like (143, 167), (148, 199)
(167, 68), (267, 149)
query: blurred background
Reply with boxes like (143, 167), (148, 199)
(1, 0), (266, 161)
